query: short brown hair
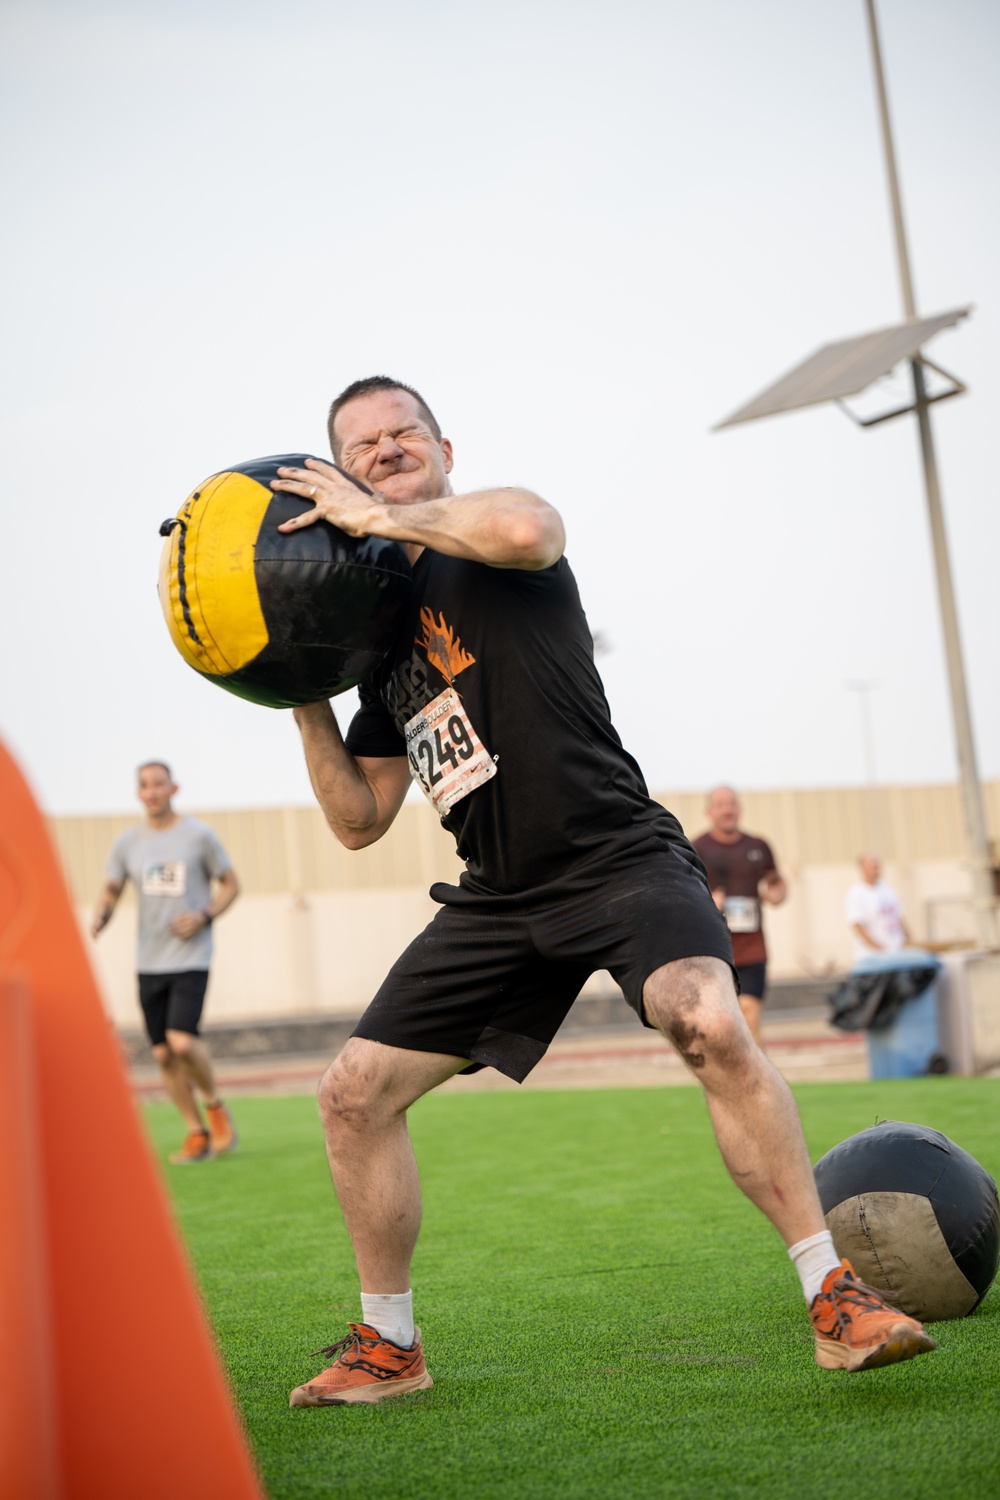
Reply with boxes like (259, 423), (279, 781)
(327, 376), (442, 460)
(137, 760), (172, 781)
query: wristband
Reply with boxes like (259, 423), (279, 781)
(201, 910), (214, 926)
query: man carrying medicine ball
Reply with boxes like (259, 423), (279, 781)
(91, 761), (240, 1163)
(276, 377), (935, 1403)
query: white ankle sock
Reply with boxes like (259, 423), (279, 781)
(789, 1231), (842, 1306)
(360, 1291), (414, 1349)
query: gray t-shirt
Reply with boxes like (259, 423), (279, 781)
(107, 816), (231, 974)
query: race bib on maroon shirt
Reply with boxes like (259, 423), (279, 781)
(724, 895), (760, 933)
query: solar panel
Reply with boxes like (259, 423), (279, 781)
(714, 308), (970, 428)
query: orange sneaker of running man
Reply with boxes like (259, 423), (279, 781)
(168, 1128), (213, 1165)
(810, 1259), (937, 1372)
(206, 1101), (238, 1155)
(289, 1323), (433, 1406)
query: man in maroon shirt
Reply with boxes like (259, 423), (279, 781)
(692, 786), (786, 1044)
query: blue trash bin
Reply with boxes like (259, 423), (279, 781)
(853, 949), (942, 1080)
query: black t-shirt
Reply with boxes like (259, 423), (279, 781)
(345, 550), (686, 894)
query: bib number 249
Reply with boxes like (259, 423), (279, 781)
(404, 688), (497, 814)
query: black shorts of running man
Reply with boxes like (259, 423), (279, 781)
(352, 842), (737, 1082)
(736, 963), (767, 1002)
(138, 970), (210, 1047)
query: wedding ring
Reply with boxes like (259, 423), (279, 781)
(310, 485), (317, 497)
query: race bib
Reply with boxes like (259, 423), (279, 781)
(142, 861), (187, 897)
(404, 688), (497, 814)
(724, 895), (760, 934)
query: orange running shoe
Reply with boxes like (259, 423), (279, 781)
(289, 1323), (433, 1406)
(206, 1101), (238, 1155)
(810, 1259), (937, 1372)
(168, 1128), (213, 1165)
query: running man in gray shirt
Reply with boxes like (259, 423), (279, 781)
(92, 761), (240, 1163)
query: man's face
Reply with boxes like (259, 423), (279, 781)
(333, 389), (453, 508)
(860, 855), (881, 884)
(138, 766), (176, 817)
(707, 788), (740, 836)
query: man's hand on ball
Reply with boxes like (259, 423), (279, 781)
(273, 459), (382, 538)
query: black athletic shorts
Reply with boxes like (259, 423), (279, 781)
(736, 962), (767, 1001)
(352, 841), (736, 1083)
(138, 970), (209, 1046)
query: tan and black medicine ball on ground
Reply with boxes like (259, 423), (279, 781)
(815, 1119), (999, 1322)
(159, 454), (412, 708)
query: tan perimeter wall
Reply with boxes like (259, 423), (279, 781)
(52, 781), (1000, 1028)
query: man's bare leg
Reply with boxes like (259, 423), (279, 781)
(287, 1039), (463, 1405)
(319, 1038), (469, 1291)
(643, 957), (825, 1246)
(738, 993), (763, 1046)
(151, 1040), (204, 1132)
(643, 957), (939, 1370)
(165, 1028), (220, 1105)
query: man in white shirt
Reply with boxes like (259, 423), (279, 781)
(845, 855), (911, 963)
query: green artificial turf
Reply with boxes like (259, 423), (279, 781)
(146, 1080), (1000, 1500)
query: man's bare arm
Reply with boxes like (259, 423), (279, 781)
(213, 867), (240, 916)
(353, 487), (564, 570)
(91, 878), (124, 938)
(851, 921), (882, 951)
(760, 871), (787, 906)
(293, 700), (411, 850)
(170, 867), (241, 940)
(272, 461), (565, 571)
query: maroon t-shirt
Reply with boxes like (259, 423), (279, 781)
(691, 832), (777, 966)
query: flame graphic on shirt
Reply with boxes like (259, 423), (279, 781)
(417, 608), (476, 685)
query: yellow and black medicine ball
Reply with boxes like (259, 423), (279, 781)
(158, 454), (412, 708)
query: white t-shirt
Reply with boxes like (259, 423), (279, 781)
(845, 880), (907, 962)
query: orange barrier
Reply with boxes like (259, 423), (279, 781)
(0, 740), (264, 1500)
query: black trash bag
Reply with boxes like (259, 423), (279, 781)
(827, 963), (940, 1033)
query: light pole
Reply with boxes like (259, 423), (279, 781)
(863, 0), (998, 950)
(846, 679), (883, 854)
(715, 2), (998, 951)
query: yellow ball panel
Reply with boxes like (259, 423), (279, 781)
(159, 471), (271, 676)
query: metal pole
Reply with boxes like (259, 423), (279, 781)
(863, 0), (916, 320)
(848, 680), (879, 787)
(864, 0), (998, 948)
(847, 680), (883, 853)
(911, 358), (999, 946)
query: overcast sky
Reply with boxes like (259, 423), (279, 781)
(2, 0), (997, 817)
